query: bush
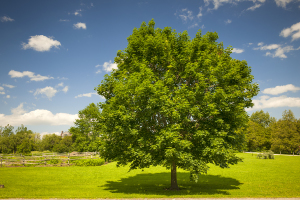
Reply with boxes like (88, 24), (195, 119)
(257, 150), (274, 159)
(71, 158), (105, 166)
(48, 159), (60, 165)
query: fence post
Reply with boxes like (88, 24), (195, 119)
(68, 153), (70, 166)
(23, 156), (25, 167)
(44, 156), (47, 166)
(1, 157), (2, 167)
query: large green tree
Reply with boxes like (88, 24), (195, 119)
(97, 20), (259, 190)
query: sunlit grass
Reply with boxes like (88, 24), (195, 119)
(0, 153), (299, 198)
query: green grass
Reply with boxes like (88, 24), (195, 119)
(0, 153), (299, 198)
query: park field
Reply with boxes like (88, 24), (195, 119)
(0, 153), (299, 198)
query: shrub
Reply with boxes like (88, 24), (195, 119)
(48, 159), (60, 165)
(71, 158), (105, 166)
(257, 150), (274, 159)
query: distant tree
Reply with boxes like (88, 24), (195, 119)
(0, 124), (14, 153)
(245, 110), (275, 151)
(271, 110), (300, 154)
(53, 136), (73, 153)
(250, 110), (276, 128)
(41, 134), (62, 152)
(70, 103), (102, 152)
(96, 20), (259, 189)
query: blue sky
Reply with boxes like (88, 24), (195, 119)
(0, 0), (300, 136)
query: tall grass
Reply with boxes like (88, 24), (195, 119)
(0, 153), (299, 198)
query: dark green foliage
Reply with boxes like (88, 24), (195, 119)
(96, 19), (259, 188)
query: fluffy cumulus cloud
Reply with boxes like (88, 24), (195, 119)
(73, 22), (86, 29)
(254, 42), (300, 58)
(8, 70), (53, 81)
(280, 22), (300, 41)
(1, 16), (14, 22)
(246, 95), (300, 111)
(22, 35), (61, 52)
(102, 60), (118, 72)
(34, 86), (58, 99)
(232, 48), (244, 53)
(262, 84), (300, 95)
(0, 103), (78, 126)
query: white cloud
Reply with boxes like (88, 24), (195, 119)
(246, 95), (300, 111)
(73, 22), (86, 29)
(74, 9), (82, 16)
(262, 84), (300, 95)
(57, 82), (64, 87)
(274, 0), (294, 8)
(280, 22), (300, 41)
(34, 86), (58, 99)
(11, 103), (26, 115)
(254, 43), (300, 58)
(102, 60), (118, 72)
(75, 92), (105, 99)
(246, 4), (262, 11)
(188, 23), (199, 29)
(0, 104), (78, 126)
(249, 43), (253, 45)
(1, 16), (14, 22)
(225, 19), (232, 24)
(22, 35), (61, 52)
(175, 8), (194, 22)
(8, 70), (54, 81)
(62, 86), (69, 93)
(3, 84), (15, 88)
(6, 95), (10, 98)
(204, 0), (266, 10)
(59, 19), (69, 22)
(197, 7), (203, 18)
(0, 86), (5, 95)
(75, 92), (97, 98)
(232, 48), (244, 53)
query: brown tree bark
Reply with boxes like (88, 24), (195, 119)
(169, 161), (179, 190)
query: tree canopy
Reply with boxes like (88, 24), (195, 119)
(97, 19), (259, 190)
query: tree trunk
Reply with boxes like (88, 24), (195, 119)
(169, 161), (179, 190)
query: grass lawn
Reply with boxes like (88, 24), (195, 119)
(0, 153), (299, 198)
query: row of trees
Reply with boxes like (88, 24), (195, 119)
(245, 109), (300, 154)
(0, 103), (101, 154)
(0, 124), (74, 154)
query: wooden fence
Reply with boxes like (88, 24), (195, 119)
(0, 152), (99, 167)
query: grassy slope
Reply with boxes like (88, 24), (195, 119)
(0, 153), (299, 198)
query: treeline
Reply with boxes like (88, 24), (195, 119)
(0, 103), (101, 154)
(0, 125), (73, 154)
(245, 109), (300, 154)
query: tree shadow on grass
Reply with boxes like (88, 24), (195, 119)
(101, 172), (242, 196)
